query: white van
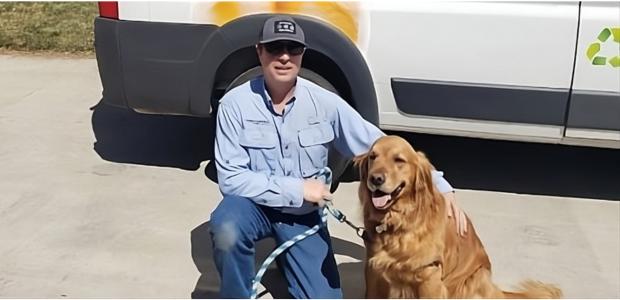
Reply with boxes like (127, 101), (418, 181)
(94, 1), (620, 182)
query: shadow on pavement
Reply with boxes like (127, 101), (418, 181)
(91, 101), (215, 171)
(190, 221), (365, 299)
(390, 131), (620, 201)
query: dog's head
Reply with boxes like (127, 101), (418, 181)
(354, 135), (436, 215)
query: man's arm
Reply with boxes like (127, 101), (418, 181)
(329, 96), (454, 194)
(214, 103), (304, 207)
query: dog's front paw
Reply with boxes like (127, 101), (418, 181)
(368, 254), (412, 284)
(368, 252), (394, 271)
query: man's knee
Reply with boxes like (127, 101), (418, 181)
(210, 220), (239, 252)
(209, 195), (257, 251)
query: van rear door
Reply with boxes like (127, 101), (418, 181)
(564, 2), (620, 148)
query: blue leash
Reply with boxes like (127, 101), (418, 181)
(249, 168), (367, 299)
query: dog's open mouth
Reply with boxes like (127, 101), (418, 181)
(371, 182), (405, 210)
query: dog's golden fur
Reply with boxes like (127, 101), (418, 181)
(354, 135), (562, 298)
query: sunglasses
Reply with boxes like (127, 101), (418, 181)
(262, 41), (305, 56)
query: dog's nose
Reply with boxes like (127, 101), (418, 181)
(370, 173), (385, 186)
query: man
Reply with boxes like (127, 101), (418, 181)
(210, 15), (466, 298)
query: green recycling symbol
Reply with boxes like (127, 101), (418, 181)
(586, 27), (620, 68)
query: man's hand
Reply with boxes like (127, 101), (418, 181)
(303, 179), (332, 207)
(443, 192), (467, 237)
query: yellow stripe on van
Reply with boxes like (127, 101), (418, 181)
(271, 2), (359, 43)
(210, 2), (241, 27)
(200, 1), (361, 44)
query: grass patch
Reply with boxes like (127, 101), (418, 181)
(0, 2), (98, 55)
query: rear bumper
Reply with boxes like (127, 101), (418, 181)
(94, 17), (221, 117)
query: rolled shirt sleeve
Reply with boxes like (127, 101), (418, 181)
(431, 171), (454, 194)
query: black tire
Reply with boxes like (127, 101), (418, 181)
(225, 67), (347, 192)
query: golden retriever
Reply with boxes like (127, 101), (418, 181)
(354, 135), (562, 298)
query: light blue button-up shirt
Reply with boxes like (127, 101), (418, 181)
(214, 76), (453, 215)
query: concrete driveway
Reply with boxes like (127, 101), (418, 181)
(0, 54), (618, 298)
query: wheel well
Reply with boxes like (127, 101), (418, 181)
(211, 48), (353, 110)
(302, 49), (352, 102)
(211, 47), (259, 103)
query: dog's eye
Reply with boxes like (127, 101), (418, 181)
(395, 157), (406, 164)
(369, 153), (377, 160)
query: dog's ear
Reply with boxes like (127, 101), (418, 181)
(353, 152), (369, 184)
(413, 151), (435, 193)
(353, 152), (370, 206)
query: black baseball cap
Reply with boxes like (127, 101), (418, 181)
(259, 16), (306, 46)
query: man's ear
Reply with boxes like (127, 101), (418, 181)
(353, 153), (369, 183)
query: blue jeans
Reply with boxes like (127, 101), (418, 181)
(209, 195), (342, 298)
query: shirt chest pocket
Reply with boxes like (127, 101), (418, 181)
(298, 122), (335, 177)
(239, 127), (279, 173)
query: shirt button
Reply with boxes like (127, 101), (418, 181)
(285, 145), (289, 150)
(289, 201), (294, 205)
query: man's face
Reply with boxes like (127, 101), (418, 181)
(257, 40), (305, 85)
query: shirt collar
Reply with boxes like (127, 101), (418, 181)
(259, 75), (299, 116)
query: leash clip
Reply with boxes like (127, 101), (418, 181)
(324, 199), (368, 241)
(333, 210), (346, 223)
(356, 228), (368, 240)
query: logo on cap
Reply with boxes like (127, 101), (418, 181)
(274, 20), (296, 34)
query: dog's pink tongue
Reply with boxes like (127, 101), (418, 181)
(372, 194), (391, 208)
